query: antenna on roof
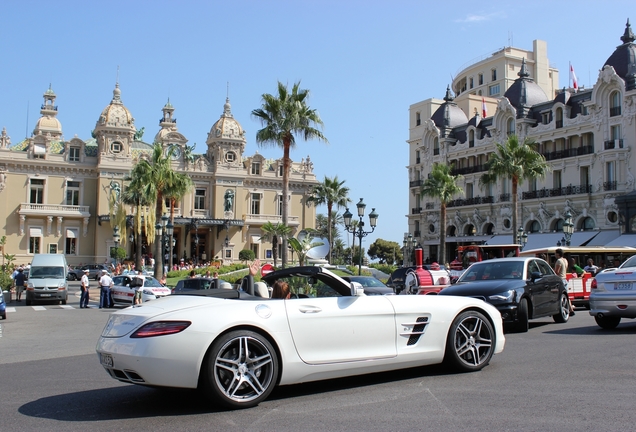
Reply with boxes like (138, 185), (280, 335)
(116, 65), (120, 84)
(227, 81), (230, 99)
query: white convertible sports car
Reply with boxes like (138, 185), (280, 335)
(97, 266), (505, 409)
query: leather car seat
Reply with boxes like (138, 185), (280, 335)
(254, 282), (270, 298)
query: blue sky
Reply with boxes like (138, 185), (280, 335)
(1, 0), (633, 253)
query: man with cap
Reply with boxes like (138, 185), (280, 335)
(80, 268), (90, 308)
(98, 269), (114, 309)
(14, 267), (26, 302)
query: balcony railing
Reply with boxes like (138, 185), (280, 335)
(416, 158), (420, 164)
(244, 214), (299, 224)
(410, 179), (423, 188)
(433, 148), (440, 156)
(414, 231), (421, 237)
(556, 120), (563, 128)
(521, 184), (593, 200)
(610, 106), (622, 117)
(447, 196), (494, 208)
(411, 207), (422, 214)
(193, 209), (209, 218)
(604, 139), (624, 150)
(425, 202), (434, 209)
(499, 193), (511, 202)
(451, 163), (488, 176)
(603, 181), (618, 191)
(541, 145), (594, 161)
(19, 203), (91, 217)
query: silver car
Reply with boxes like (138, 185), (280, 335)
(589, 255), (636, 329)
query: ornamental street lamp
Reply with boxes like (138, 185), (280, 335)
(516, 227), (528, 250)
(343, 198), (379, 275)
(113, 225), (120, 266)
(403, 233), (417, 267)
(155, 214), (173, 277)
(563, 210), (574, 246)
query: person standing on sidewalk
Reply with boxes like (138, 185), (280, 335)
(14, 267), (26, 302)
(554, 248), (575, 316)
(80, 268), (90, 308)
(99, 269), (114, 309)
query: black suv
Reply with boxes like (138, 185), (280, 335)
(67, 264), (111, 281)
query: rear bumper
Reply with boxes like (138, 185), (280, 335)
(589, 295), (636, 318)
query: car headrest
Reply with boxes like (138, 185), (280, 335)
(219, 282), (232, 290)
(254, 282), (270, 298)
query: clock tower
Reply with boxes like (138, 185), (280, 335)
(206, 97), (246, 170)
(154, 99), (188, 162)
(93, 83), (136, 164)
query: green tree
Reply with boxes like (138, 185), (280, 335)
(421, 163), (463, 266)
(128, 143), (193, 278)
(368, 238), (403, 265)
(252, 81), (328, 268)
(479, 134), (550, 244)
(163, 173), (193, 270)
(121, 181), (154, 271)
(260, 221), (292, 268)
(308, 176), (350, 263)
(238, 249), (255, 264)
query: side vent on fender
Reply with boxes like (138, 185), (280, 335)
(400, 316), (429, 346)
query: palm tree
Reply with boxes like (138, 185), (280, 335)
(163, 174), (193, 271)
(479, 134), (550, 244)
(260, 221), (292, 268)
(121, 182), (154, 271)
(420, 163), (464, 266)
(252, 81), (328, 268)
(307, 176), (350, 263)
(128, 143), (192, 278)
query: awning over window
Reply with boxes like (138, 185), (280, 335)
(29, 227), (42, 237)
(605, 234), (636, 247)
(34, 144), (46, 154)
(66, 229), (78, 238)
(584, 230), (621, 246)
(251, 235), (261, 244)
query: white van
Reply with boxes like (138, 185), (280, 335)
(26, 254), (68, 305)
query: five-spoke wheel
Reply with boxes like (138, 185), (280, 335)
(445, 310), (495, 372)
(203, 330), (278, 409)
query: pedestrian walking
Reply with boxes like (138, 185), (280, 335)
(14, 267), (27, 302)
(554, 248), (575, 316)
(80, 268), (90, 308)
(99, 269), (114, 309)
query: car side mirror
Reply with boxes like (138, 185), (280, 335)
(350, 281), (365, 296)
(530, 271), (542, 281)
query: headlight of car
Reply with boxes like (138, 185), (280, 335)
(488, 290), (516, 303)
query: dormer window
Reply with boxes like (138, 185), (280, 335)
(610, 91), (622, 117)
(251, 161), (261, 175)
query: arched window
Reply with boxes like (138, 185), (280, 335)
(433, 138), (439, 155)
(581, 217), (595, 231)
(530, 220), (541, 233)
(506, 118), (515, 136)
(484, 223), (494, 235)
(610, 91), (622, 117)
(447, 226), (456, 237)
(469, 130), (475, 147)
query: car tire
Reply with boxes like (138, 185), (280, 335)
(202, 330), (279, 409)
(444, 310), (495, 372)
(553, 292), (570, 323)
(1, 313), (5, 319)
(61, 298), (67, 305)
(594, 315), (621, 330)
(511, 298), (529, 333)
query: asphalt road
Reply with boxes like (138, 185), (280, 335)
(1, 285), (635, 431)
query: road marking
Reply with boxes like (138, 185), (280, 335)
(60, 305), (75, 309)
(32, 306), (46, 311)
(6, 307), (16, 313)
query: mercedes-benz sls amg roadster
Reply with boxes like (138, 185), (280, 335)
(97, 266), (505, 409)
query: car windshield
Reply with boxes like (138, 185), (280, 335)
(458, 261), (524, 281)
(346, 277), (386, 287)
(30, 267), (64, 279)
(619, 256), (636, 268)
(143, 277), (163, 288)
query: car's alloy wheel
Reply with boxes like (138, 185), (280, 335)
(594, 315), (621, 330)
(553, 292), (569, 323)
(444, 310), (495, 372)
(204, 330), (278, 409)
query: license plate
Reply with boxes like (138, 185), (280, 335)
(100, 353), (113, 367)
(615, 282), (633, 290)
(40, 294), (51, 297)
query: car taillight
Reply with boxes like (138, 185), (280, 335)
(131, 321), (191, 338)
(590, 278), (597, 289)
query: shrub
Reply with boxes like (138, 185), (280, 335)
(238, 249), (255, 263)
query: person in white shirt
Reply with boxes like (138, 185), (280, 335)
(584, 258), (599, 275)
(99, 269), (114, 309)
(80, 268), (90, 308)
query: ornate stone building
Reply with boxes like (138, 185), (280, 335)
(408, 21), (636, 263)
(0, 84), (318, 266)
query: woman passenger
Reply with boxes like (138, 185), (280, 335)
(271, 280), (291, 299)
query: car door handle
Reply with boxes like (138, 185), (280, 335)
(298, 305), (322, 314)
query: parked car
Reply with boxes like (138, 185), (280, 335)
(97, 265), (505, 409)
(172, 277), (230, 293)
(341, 276), (394, 295)
(589, 254), (636, 329)
(438, 257), (570, 333)
(68, 264), (111, 281)
(26, 254), (68, 306)
(0, 288), (6, 319)
(110, 275), (171, 304)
